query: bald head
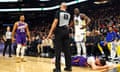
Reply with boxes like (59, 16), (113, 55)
(74, 8), (80, 16)
(60, 2), (67, 11)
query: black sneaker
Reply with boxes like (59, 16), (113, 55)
(9, 56), (12, 57)
(53, 68), (61, 72)
(3, 54), (5, 56)
(64, 67), (72, 71)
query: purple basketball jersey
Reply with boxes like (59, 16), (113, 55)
(72, 56), (87, 67)
(16, 22), (27, 45)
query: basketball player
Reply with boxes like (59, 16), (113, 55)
(47, 2), (71, 72)
(3, 26), (12, 57)
(70, 8), (91, 57)
(72, 56), (116, 70)
(12, 15), (31, 63)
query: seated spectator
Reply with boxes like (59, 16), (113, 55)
(27, 36), (38, 56)
(40, 36), (49, 57)
(47, 37), (54, 58)
(36, 35), (42, 56)
(99, 26), (119, 60)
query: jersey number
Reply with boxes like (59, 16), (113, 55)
(20, 29), (25, 32)
(64, 14), (68, 20)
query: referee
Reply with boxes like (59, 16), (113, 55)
(47, 2), (71, 72)
(3, 26), (12, 57)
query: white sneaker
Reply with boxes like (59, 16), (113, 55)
(82, 55), (86, 58)
(77, 54), (81, 56)
(45, 53), (49, 57)
(41, 53), (45, 57)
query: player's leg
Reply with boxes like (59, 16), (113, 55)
(75, 34), (81, 56)
(16, 44), (22, 63)
(21, 45), (26, 62)
(116, 45), (120, 57)
(76, 42), (81, 56)
(110, 42), (116, 59)
(20, 37), (27, 62)
(97, 43), (104, 55)
(81, 32), (87, 57)
(81, 42), (86, 57)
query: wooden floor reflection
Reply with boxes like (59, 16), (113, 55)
(0, 56), (113, 72)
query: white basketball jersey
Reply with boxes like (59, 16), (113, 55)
(74, 15), (85, 33)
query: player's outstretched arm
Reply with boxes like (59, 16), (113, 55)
(90, 62), (109, 70)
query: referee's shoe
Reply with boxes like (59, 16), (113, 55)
(53, 68), (61, 72)
(53, 68), (72, 72)
(64, 67), (72, 71)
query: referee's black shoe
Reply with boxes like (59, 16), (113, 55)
(9, 56), (12, 57)
(64, 67), (72, 71)
(53, 68), (61, 72)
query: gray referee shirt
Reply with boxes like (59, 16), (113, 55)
(55, 10), (71, 27)
(5, 31), (12, 39)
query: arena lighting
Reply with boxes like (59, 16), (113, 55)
(94, 0), (109, 4)
(0, 0), (86, 12)
(39, 0), (50, 1)
(0, 0), (18, 2)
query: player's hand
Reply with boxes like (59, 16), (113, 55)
(4, 39), (7, 42)
(80, 25), (86, 29)
(47, 35), (51, 39)
(47, 33), (52, 39)
(28, 38), (31, 42)
(104, 41), (107, 46)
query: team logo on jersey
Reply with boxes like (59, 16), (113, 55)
(75, 19), (79, 25)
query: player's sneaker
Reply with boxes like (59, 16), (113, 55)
(21, 58), (27, 62)
(16, 57), (21, 63)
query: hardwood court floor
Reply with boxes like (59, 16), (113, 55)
(0, 55), (113, 72)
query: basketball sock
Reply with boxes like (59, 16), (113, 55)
(21, 46), (26, 58)
(111, 42), (116, 59)
(81, 42), (86, 57)
(16, 44), (21, 57)
(76, 42), (81, 55)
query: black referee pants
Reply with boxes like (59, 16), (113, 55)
(54, 27), (71, 70)
(3, 39), (12, 56)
